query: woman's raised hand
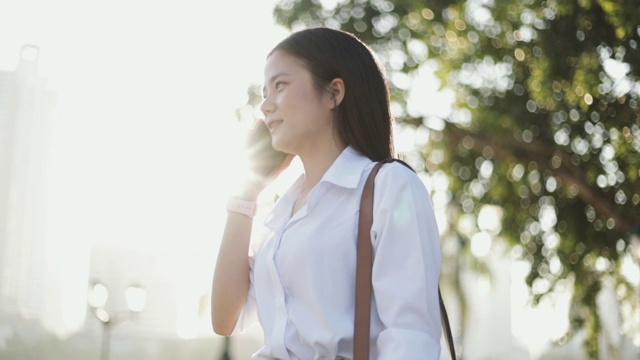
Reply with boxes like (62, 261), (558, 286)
(241, 120), (294, 199)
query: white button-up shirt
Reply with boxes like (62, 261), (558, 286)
(234, 146), (442, 359)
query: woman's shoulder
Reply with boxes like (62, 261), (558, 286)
(372, 159), (428, 194)
(375, 159), (419, 182)
(371, 159), (433, 210)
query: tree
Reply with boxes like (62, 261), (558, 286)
(271, 0), (640, 357)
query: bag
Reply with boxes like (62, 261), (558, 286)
(354, 158), (457, 359)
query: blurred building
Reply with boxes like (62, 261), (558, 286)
(0, 45), (56, 324)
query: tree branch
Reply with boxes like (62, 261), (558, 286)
(446, 125), (635, 234)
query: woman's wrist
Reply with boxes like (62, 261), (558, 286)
(237, 179), (264, 201)
(226, 198), (257, 218)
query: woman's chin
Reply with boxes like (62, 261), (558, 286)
(271, 138), (286, 153)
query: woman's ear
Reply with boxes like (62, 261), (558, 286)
(327, 78), (345, 109)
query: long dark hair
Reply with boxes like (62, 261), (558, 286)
(270, 27), (394, 161)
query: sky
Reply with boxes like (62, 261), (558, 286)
(0, 0), (290, 248)
(0, 0), (292, 337)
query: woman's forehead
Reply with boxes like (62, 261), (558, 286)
(264, 51), (307, 76)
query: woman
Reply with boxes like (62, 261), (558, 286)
(211, 27), (442, 359)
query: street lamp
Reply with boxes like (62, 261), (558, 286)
(88, 280), (147, 360)
(219, 336), (231, 360)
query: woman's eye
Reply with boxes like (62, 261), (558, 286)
(275, 82), (285, 89)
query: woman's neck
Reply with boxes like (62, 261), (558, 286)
(298, 142), (346, 193)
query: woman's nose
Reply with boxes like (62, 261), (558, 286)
(260, 96), (274, 115)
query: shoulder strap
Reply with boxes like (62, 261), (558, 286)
(354, 159), (456, 360)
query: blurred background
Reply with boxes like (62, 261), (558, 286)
(0, 0), (639, 359)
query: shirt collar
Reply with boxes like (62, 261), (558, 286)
(318, 146), (373, 189)
(263, 146), (373, 231)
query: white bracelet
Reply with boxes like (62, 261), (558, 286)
(226, 198), (257, 218)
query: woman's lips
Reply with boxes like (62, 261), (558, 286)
(266, 119), (283, 132)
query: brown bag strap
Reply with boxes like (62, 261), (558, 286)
(354, 159), (456, 360)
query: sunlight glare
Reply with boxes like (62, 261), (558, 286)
(620, 254), (640, 286)
(470, 231), (492, 257)
(477, 205), (502, 233)
(0, 0), (291, 339)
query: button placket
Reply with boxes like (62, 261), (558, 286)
(269, 225), (295, 358)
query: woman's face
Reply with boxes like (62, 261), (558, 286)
(260, 50), (335, 156)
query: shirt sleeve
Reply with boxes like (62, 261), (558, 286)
(370, 163), (442, 359)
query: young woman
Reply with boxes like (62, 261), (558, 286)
(211, 27), (442, 359)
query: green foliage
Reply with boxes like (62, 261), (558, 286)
(272, 0), (640, 357)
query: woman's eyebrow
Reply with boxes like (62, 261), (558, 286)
(262, 71), (291, 97)
(268, 71), (290, 84)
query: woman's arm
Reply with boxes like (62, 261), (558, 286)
(210, 138), (294, 335)
(210, 205), (255, 336)
(370, 163), (443, 359)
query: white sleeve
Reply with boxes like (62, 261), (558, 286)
(370, 163), (442, 359)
